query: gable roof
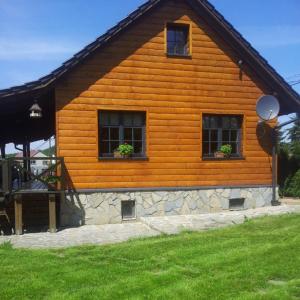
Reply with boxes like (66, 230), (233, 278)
(0, 0), (299, 115)
(15, 150), (45, 158)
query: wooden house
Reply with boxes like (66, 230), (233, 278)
(1, 0), (300, 228)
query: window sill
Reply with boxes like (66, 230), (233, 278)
(98, 157), (149, 162)
(202, 156), (245, 161)
(122, 217), (137, 222)
(166, 53), (192, 59)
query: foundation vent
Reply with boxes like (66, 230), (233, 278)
(229, 198), (245, 211)
(121, 200), (136, 220)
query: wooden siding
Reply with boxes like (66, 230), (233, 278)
(55, 0), (273, 190)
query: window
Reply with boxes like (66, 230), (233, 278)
(42, 161), (49, 166)
(202, 115), (243, 158)
(121, 200), (136, 220)
(167, 23), (190, 56)
(31, 160), (36, 165)
(99, 110), (146, 158)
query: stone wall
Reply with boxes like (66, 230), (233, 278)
(60, 187), (274, 226)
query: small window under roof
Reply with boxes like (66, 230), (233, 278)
(166, 23), (190, 56)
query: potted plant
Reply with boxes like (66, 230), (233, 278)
(214, 144), (232, 158)
(113, 149), (122, 158)
(116, 143), (134, 158)
(44, 175), (61, 190)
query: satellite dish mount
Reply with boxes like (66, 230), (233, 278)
(255, 95), (281, 206)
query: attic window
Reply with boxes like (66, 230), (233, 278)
(167, 23), (190, 56)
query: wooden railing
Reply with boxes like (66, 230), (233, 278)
(0, 157), (66, 195)
(0, 157), (66, 234)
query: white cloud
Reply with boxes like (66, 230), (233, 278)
(239, 25), (300, 48)
(0, 38), (80, 60)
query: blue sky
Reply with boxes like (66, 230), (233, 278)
(0, 0), (299, 152)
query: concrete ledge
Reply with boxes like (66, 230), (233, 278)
(140, 205), (300, 235)
(1, 205), (299, 249)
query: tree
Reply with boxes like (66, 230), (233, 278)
(283, 169), (300, 197)
(287, 113), (300, 143)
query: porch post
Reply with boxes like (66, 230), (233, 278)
(49, 193), (57, 233)
(22, 142), (31, 181)
(26, 142), (31, 172)
(0, 144), (5, 159)
(14, 194), (23, 235)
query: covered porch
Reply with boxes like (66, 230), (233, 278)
(0, 85), (67, 235)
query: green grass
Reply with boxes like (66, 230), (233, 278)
(1, 214), (300, 300)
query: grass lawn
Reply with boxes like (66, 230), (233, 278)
(1, 214), (300, 300)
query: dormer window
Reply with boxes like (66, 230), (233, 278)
(166, 23), (190, 56)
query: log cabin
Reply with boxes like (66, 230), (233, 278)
(0, 0), (300, 229)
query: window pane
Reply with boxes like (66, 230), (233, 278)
(111, 141), (119, 153)
(211, 142), (218, 153)
(231, 130), (238, 142)
(123, 112), (133, 126)
(203, 142), (209, 155)
(134, 128), (143, 140)
(211, 130), (218, 141)
(110, 127), (119, 140)
(176, 30), (186, 43)
(230, 117), (239, 129)
(100, 141), (109, 155)
(109, 112), (120, 126)
(124, 128), (133, 140)
(203, 130), (209, 141)
(203, 117), (210, 129)
(222, 117), (230, 129)
(176, 45), (187, 55)
(222, 130), (230, 142)
(167, 30), (176, 42)
(123, 112), (145, 127)
(101, 127), (109, 140)
(134, 141), (143, 154)
(231, 143), (237, 154)
(133, 114), (145, 126)
(99, 112), (109, 126)
(210, 117), (218, 129)
(167, 42), (176, 54)
(124, 141), (133, 146)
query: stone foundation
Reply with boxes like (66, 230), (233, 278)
(60, 186), (275, 226)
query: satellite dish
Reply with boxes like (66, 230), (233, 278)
(256, 95), (280, 121)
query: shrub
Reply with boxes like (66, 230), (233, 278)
(282, 169), (300, 198)
(278, 142), (300, 197)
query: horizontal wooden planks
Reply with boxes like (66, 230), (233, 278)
(56, 0), (272, 189)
